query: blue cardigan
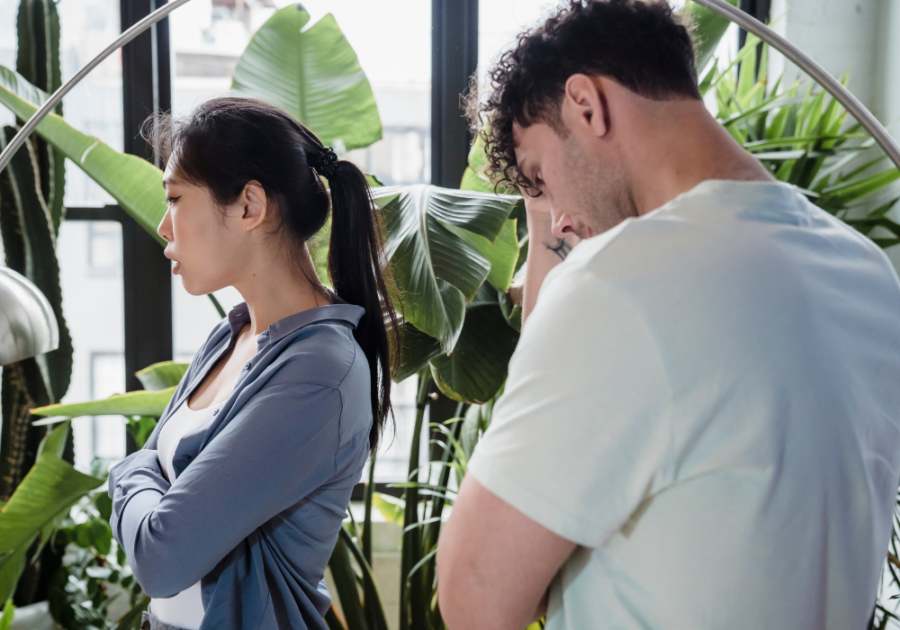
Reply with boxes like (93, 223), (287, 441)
(108, 299), (372, 630)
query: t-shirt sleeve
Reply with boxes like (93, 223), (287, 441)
(467, 265), (672, 548)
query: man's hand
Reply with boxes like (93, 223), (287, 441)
(437, 475), (576, 630)
(522, 198), (580, 323)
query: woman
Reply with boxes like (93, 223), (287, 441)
(106, 96), (399, 630)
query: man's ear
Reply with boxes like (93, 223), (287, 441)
(240, 180), (269, 232)
(562, 73), (610, 138)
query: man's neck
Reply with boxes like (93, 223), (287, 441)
(626, 103), (775, 216)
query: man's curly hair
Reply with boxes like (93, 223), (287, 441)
(468, 0), (700, 192)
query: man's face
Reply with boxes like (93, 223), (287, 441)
(512, 116), (636, 240)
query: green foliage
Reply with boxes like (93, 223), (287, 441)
(48, 469), (150, 630)
(0, 0), (72, 535)
(0, 598), (14, 630)
(0, 422), (106, 604)
(0, 65), (167, 242)
(373, 185), (521, 355)
(135, 361), (190, 392)
(429, 285), (519, 404)
(232, 5), (382, 152)
(685, 0), (740, 76)
(31, 387), (177, 421)
(705, 34), (900, 239)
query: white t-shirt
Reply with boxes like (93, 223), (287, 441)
(468, 179), (900, 630)
(149, 396), (226, 629)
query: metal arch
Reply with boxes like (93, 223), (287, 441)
(0, 0), (193, 175)
(691, 0), (900, 171)
(1, 0), (897, 174)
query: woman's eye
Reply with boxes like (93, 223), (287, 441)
(166, 196), (180, 206)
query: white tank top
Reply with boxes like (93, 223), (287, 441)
(149, 396), (227, 629)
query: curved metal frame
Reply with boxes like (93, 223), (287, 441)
(0, 0), (897, 175)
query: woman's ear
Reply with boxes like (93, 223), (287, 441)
(239, 180), (269, 233)
(562, 73), (611, 139)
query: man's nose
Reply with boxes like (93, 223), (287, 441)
(551, 209), (576, 240)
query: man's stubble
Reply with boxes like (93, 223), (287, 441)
(559, 131), (638, 236)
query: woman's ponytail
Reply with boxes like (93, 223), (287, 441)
(321, 153), (400, 456)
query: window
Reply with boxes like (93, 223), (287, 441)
(87, 222), (123, 273)
(57, 0), (123, 208)
(87, 352), (127, 460)
(57, 220), (125, 473)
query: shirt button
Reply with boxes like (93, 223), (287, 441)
(262, 330), (269, 336)
(182, 455), (192, 462)
(213, 409), (219, 415)
(243, 362), (251, 370)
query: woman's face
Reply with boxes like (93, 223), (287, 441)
(158, 162), (247, 296)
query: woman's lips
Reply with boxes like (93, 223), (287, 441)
(172, 261), (181, 274)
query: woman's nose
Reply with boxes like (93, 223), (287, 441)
(157, 210), (172, 242)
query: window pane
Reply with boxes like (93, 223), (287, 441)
(479, 1), (561, 88)
(57, 220), (125, 473)
(57, 0), (124, 207)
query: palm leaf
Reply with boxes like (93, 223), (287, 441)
(231, 5), (381, 151)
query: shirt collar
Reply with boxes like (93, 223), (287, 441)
(226, 296), (365, 348)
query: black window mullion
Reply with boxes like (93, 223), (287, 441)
(431, 0), (478, 188)
(120, 0), (173, 456)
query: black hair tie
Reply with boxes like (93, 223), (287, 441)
(312, 146), (339, 178)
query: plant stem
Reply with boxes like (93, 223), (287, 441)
(206, 293), (226, 318)
(400, 371), (432, 630)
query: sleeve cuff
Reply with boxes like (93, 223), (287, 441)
(468, 453), (607, 548)
(108, 450), (170, 549)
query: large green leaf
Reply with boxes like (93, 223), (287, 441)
(429, 285), (520, 404)
(0, 422), (105, 603)
(0, 65), (166, 243)
(135, 361), (190, 392)
(0, 599), (14, 630)
(449, 218), (520, 292)
(396, 321), (442, 383)
(686, 0), (739, 76)
(30, 387), (176, 421)
(231, 5), (381, 151)
(373, 185), (520, 352)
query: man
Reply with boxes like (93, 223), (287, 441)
(436, 1), (900, 629)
